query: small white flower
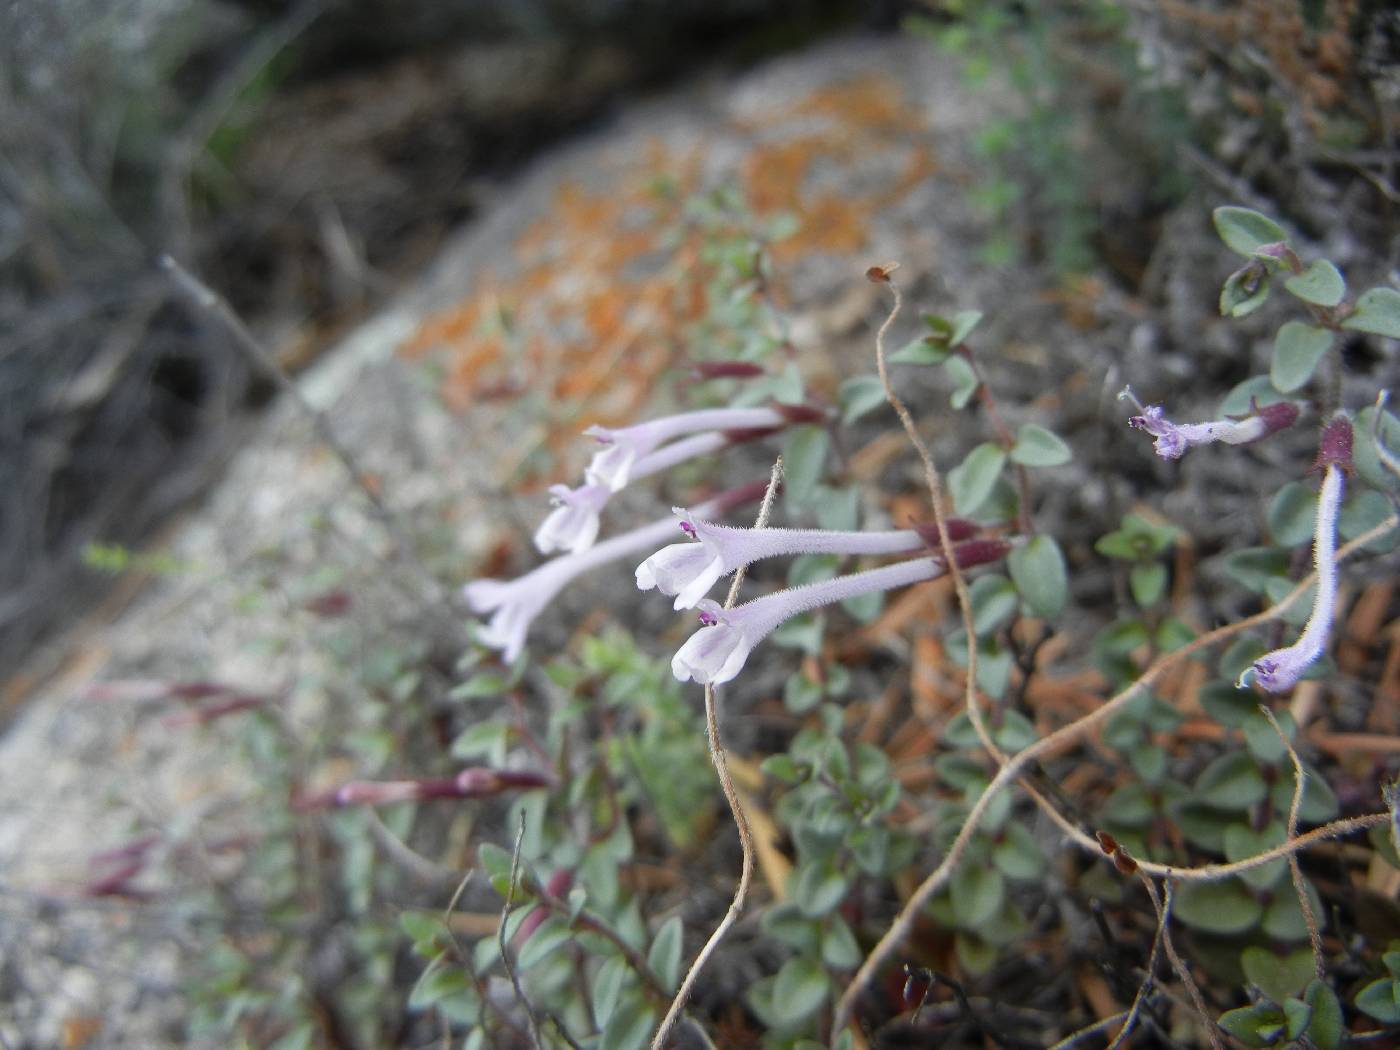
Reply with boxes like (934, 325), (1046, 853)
(584, 407), (786, 490)
(638, 510), (936, 610)
(534, 483), (610, 555)
(1127, 401), (1299, 461)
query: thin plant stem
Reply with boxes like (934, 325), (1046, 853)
(1047, 1011), (1131, 1050)
(1157, 894), (1223, 1050)
(833, 513), (1398, 1031)
(499, 814), (544, 1049)
(1261, 703), (1325, 976)
(650, 457), (783, 1050)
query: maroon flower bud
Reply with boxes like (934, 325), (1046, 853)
(910, 518), (981, 551)
(769, 401), (830, 426)
(1313, 415), (1354, 475)
(949, 538), (1012, 569)
(690, 361), (766, 381)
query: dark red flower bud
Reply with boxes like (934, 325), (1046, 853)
(949, 538), (1011, 569)
(691, 361), (766, 381)
(910, 518), (981, 550)
(1313, 416), (1354, 474)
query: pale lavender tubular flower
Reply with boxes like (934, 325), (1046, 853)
(639, 513), (929, 610)
(535, 432), (725, 555)
(1128, 401), (1300, 461)
(672, 539), (1009, 686)
(467, 483), (766, 661)
(584, 406), (788, 490)
(1240, 418), (1352, 693)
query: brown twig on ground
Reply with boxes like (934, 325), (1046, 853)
(650, 456), (783, 1050)
(1261, 703), (1325, 977)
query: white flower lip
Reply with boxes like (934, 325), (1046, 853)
(582, 408), (784, 491)
(534, 483), (610, 555)
(670, 600), (754, 685)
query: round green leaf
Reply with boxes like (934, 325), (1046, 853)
(794, 861), (848, 918)
(1194, 752), (1267, 810)
(1010, 423), (1072, 467)
(1354, 976), (1400, 1023)
(1130, 562), (1167, 607)
(1342, 286), (1400, 339)
(1304, 980), (1344, 1050)
(821, 914), (862, 969)
(1220, 267), (1272, 318)
(1284, 259), (1345, 306)
(839, 375), (888, 425)
(1213, 206), (1288, 256)
(782, 425), (830, 513)
(950, 864), (1005, 927)
(1242, 708), (1297, 764)
(1008, 535), (1068, 620)
(1218, 375), (1286, 418)
(1218, 1003), (1285, 1048)
(950, 309), (984, 345)
(1242, 946), (1315, 1003)
(647, 915), (684, 992)
(890, 335), (952, 366)
(1268, 482), (1317, 546)
(992, 822), (1043, 881)
(1261, 879), (1325, 941)
(945, 355), (979, 409)
(1339, 489), (1400, 553)
(969, 574), (1018, 636)
(1354, 404), (1400, 491)
(1174, 879), (1263, 934)
(772, 956), (830, 1025)
(949, 443), (1007, 515)
(1271, 322), (1333, 392)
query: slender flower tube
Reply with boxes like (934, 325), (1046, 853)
(535, 432), (726, 554)
(294, 768), (552, 811)
(1240, 418), (1352, 693)
(671, 539), (1010, 686)
(584, 406), (790, 490)
(1127, 401), (1300, 460)
(638, 511), (979, 610)
(466, 482), (768, 662)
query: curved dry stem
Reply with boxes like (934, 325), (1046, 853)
(1261, 703), (1325, 976)
(1105, 877), (1171, 1050)
(833, 514), (1398, 1031)
(651, 457), (784, 1050)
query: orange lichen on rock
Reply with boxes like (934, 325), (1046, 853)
(399, 73), (940, 482)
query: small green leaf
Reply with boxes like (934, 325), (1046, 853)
(1225, 822), (1287, 890)
(950, 865), (1005, 927)
(1213, 207), (1288, 256)
(969, 574), (1018, 636)
(1261, 879), (1325, 941)
(600, 994), (656, 1050)
(1271, 764), (1339, 823)
(1195, 752), (1267, 810)
(1271, 322), (1333, 392)
(1130, 563), (1167, 607)
(839, 375), (889, 425)
(955, 930), (999, 975)
(950, 309), (984, 345)
(1339, 489), (1400, 553)
(1220, 266), (1271, 318)
(771, 956), (830, 1025)
(449, 672), (507, 700)
(647, 916), (683, 992)
(793, 861), (848, 918)
(945, 355), (979, 409)
(1222, 547), (1291, 592)
(1242, 708), (1297, 764)
(516, 916), (571, 971)
(783, 426), (830, 513)
(1242, 945), (1316, 1003)
(591, 954), (629, 1028)
(1354, 404), (1400, 491)
(1283, 997), (1312, 1040)
(949, 443), (1007, 515)
(890, 335), (952, 366)
(1304, 980), (1343, 1050)
(1284, 259), (1345, 306)
(1268, 482), (1318, 546)
(1218, 376), (1286, 417)
(1008, 535), (1068, 620)
(1342, 286), (1400, 339)
(1010, 423), (1072, 467)
(992, 822), (1043, 881)
(821, 914), (863, 969)
(762, 904), (820, 952)
(1355, 976), (1400, 1023)
(1218, 1003), (1284, 1048)
(1174, 879), (1263, 934)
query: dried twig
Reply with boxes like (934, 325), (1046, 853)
(499, 814), (544, 1049)
(1261, 703), (1324, 976)
(651, 456), (783, 1050)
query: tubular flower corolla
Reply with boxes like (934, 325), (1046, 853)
(638, 511), (978, 610)
(467, 483), (766, 662)
(1240, 418), (1351, 693)
(1128, 401), (1299, 461)
(534, 431), (726, 555)
(584, 407), (787, 490)
(671, 539), (1009, 686)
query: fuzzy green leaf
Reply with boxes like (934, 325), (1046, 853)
(1271, 322), (1333, 392)
(647, 916), (683, 992)
(1174, 879), (1263, 934)
(1304, 980), (1343, 1050)
(1242, 946), (1316, 1003)
(1355, 977), (1400, 1023)
(945, 355), (979, 409)
(1213, 207), (1288, 256)
(1130, 563), (1167, 607)
(1194, 752), (1267, 810)
(1010, 423), (1072, 466)
(1284, 259), (1345, 306)
(1268, 482), (1317, 546)
(771, 956), (830, 1025)
(782, 426), (830, 513)
(949, 443), (1007, 515)
(839, 375), (888, 425)
(1342, 286), (1400, 338)
(890, 335), (953, 366)
(1008, 535), (1068, 620)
